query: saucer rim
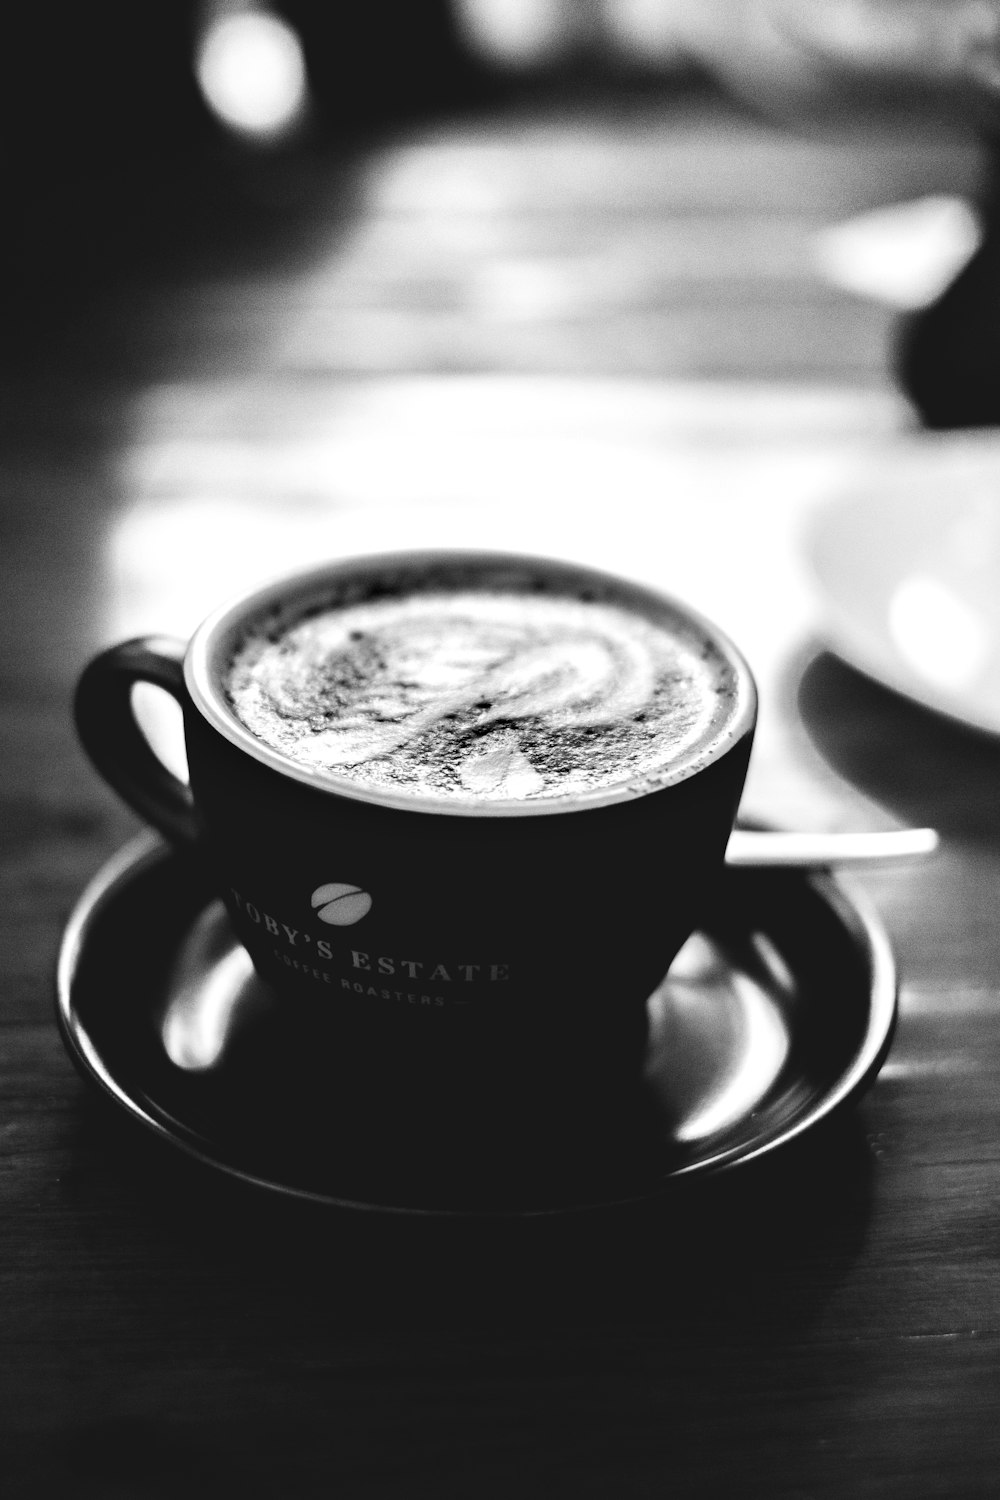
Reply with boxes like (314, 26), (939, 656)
(56, 831), (898, 1218)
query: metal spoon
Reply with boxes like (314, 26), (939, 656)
(726, 826), (939, 869)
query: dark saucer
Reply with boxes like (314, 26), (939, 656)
(56, 833), (897, 1217)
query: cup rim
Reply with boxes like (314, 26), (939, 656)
(184, 549), (758, 819)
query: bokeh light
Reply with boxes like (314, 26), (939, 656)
(452, 0), (576, 68)
(196, 5), (308, 142)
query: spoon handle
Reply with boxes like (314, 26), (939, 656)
(726, 826), (939, 869)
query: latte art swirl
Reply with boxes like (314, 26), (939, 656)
(226, 589), (730, 802)
(460, 631), (655, 728)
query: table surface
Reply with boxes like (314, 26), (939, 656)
(4, 80), (1000, 1497)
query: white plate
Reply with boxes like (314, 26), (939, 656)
(806, 434), (1000, 737)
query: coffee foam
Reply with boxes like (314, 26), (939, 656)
(225, 587), (734, 803)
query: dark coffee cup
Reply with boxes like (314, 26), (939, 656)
(75, 551), (756, 1177)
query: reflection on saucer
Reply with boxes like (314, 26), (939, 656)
(161, 903), (261, 1071)
(649, 932), (791, 1144)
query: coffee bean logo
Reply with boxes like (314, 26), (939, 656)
(311, 882), (373, 926)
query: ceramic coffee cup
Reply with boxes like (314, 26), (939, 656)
(75, 551), (756, 1141)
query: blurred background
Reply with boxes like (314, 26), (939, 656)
(3, 0), (990, 380)
(4, 0), (1000, 835)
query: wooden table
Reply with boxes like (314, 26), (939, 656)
(4, 83), (1000, 1496)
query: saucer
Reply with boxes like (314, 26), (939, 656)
(56, 833), (897, 1217)
(806, 438), (1000, 738)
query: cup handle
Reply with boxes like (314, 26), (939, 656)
(74, 637), (199, 847)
